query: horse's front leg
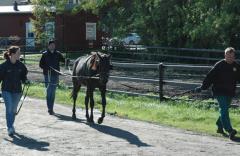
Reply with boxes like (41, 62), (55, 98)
(72, 82), (80, 120)
(89, 90), (95, 123)
(98, 87), (106, 124)
(85, 90), (90, 122)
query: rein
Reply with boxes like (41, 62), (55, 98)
(49, 66), (99, 80)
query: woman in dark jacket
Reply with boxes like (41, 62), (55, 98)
(0, 46), (28, 136)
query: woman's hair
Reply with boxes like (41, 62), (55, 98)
(3, 46), (20, 59)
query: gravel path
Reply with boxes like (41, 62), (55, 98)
(0, 98), (240, 156)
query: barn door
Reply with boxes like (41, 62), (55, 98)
(25, 22), (35, 47)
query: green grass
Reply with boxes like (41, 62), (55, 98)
(26, 82), (240, 138)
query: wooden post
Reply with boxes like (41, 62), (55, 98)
(159, 63), (164, 102)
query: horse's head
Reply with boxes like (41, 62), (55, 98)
(95, 52), (112, 84)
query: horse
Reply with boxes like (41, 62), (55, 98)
(71, 52), (112, 124)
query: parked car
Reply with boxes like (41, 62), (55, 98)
(101, 37), (124, 51)
(122, 33), (141, 45)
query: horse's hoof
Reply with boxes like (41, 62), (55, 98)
(87, 118), (94, 123)
(72, 114), (76, 120)
(98, 118), (103, 124)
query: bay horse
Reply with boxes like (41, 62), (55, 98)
(71, 52), (112, 124)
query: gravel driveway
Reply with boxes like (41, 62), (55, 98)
(0, 98), (239, 156)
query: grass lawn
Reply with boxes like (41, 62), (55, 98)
(27, 83), (240, 138)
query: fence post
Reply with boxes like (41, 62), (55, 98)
(159, 63), (164, 102)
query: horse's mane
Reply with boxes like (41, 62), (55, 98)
(73, 51), (110, 78)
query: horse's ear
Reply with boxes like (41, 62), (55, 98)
(90, 53), (96, 64)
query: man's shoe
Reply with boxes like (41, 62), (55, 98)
(48, 110), (55, 115)
(229, 129), (237, 140)
(217, 128), (224, 134)
(8, 128), (15, 136)
(12, 127), (15, 133)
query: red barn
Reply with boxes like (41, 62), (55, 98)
(0, 1), (102, 51)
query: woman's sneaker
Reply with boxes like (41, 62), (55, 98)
(229, 129), (237, 140)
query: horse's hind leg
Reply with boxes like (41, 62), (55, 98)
(98, 87), (106, 124)
(72, 81), (81, 120)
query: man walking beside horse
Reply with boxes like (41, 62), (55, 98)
(39, 40), (65, 115)
(195, 47), (240, 140)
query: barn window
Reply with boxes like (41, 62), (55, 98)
(45, 22), (55, 40)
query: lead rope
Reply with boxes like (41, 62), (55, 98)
(15, 83), (30, 116)
(49, 66), (99, 79)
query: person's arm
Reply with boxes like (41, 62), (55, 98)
(0, 63), (5, 83)
(21, 64), (28, 83)
(201, 64), (219, 90)
(39, 54), (46, 69)
(59, 52), (65, 63)
(235, 63), (240, 81)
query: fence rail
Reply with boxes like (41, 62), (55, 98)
(26, 57), (214, 101)
(106, 46), (240, 64)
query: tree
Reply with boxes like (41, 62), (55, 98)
(32, 0), (240, 49)
(31, 0), (66, 46)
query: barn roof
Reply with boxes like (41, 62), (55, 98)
(0, 0), (30, 6)
(0, 5), (33, 14)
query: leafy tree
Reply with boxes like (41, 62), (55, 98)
(32, 0), (240, 49)
(31, 0), (67, 46)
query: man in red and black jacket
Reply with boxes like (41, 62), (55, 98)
(195, 47), (240, 140)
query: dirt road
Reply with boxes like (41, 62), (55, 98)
(0, 98), (239, 156)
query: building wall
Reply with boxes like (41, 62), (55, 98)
(0, 11), (102, 51)
(0, 13), (32, 37)
(0, 13), (32, 48)
(55, 11), (102, 51)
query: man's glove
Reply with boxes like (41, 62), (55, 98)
(194, 86), (202, 93)
(24, 79), (31, 85)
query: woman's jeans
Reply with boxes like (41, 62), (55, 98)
(215, 96), (233, 133)
(2, 91), (22, 129)
(44, 74), (59, 111)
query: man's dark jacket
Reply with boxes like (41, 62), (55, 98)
(201, 59), (240, 97)
(39, 50), (65, 75)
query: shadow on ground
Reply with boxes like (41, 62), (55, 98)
(4, 133), (49, 151)
(54, 113), (85, 123)
(89, 123), (151, 147)
(52, 113), (150, 147)
(221, 133), (240, 143)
